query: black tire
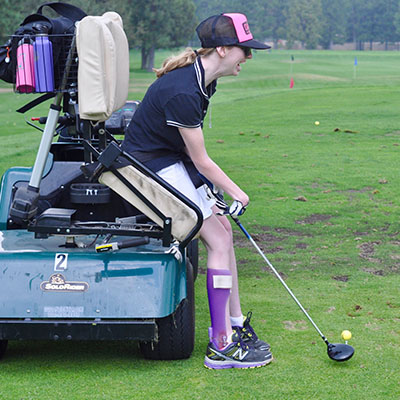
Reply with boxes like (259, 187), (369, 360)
(139, 260), (195, 360)
(187, 239), (199, 280)
(0, 340), (8, 360)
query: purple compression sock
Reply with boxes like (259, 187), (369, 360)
(207, 268), (232, 349)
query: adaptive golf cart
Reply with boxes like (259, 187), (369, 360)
(0, 11), (202, 361)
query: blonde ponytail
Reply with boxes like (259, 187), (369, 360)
(154, 47), (215, 78)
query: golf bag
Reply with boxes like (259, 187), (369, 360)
(0, 2), (86, 85)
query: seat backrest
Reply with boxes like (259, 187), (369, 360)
(76, 12), (129, 121)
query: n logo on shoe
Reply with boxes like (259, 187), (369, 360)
(232, 346), (248, 360)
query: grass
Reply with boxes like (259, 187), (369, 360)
(0, 49), (400, 399)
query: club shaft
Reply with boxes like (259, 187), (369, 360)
(233, 217), (328, 344)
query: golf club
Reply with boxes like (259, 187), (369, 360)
(231, 215), (354, 362)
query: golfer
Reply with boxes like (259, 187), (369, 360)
(123, 13), (272, 369)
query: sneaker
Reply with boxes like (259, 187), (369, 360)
(234, 311), (271, 351)
(204, 332), (273, 370)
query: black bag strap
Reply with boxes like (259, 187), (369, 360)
(37, 2), (87, 22)
(16, 93), (55, 114)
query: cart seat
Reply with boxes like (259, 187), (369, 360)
(99, 165), (200, 243)
(76, 12), (203, 246)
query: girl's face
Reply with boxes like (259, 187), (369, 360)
(222, 46), (252, 77)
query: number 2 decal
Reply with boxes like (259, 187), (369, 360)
(54, 253), (68, 271)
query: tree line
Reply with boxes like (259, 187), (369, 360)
(1, 0), (400, 70)
(194, 0), (400, 50)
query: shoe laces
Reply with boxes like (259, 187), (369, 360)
(232, 328), (250, 351)
(237, 334), (250, 351)
(242, 311), (259, 340)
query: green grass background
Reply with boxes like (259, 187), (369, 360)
(0, 49), (399, 399)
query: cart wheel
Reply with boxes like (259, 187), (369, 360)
(0, 340), (8, 360)
(139, 261), (195, 360)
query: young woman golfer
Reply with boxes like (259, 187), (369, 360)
(123, 13), (272, 369)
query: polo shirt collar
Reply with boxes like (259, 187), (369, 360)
(194, 57), (217, 99)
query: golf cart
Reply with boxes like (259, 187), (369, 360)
(0, 11), (202, 361)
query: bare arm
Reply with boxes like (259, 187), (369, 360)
(179, 126), (249, 206)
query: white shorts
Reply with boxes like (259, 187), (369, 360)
(157, 162), (215, 220)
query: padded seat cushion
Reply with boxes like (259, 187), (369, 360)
(99, 165), (199, 242)
(76, 12), (129, 121)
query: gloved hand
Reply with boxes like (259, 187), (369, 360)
(205, 184), (226, 208)
(216, 200), (246, 217)
(227, 200), (246, 217)
(204, 182), (224, 200)
(198, 173), (246, 217)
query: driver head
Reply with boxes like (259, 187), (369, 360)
(327, 343), (354, 362)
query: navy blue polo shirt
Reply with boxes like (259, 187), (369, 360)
(122, 57), (217, 173)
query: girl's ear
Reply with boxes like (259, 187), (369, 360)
(215, 46), (227, 58)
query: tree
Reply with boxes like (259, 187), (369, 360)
(375, 0), (400, 49)
(128, 0), (196, 71)
(264, 0), (290, 48)
(394, 5), (400, 45)
(0, 0), (30, 39)
(0, 0), (127, 39)
(346, 0), (372, 50)
(319, 0), (348, 49)
(346, 0), (359, 48)
(286, 0), (323, 49)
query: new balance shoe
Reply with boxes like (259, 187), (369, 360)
(204, 333), (273, 370)
(233, 311), (271, 351)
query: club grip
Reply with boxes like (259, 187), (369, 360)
(118, 236), (150, 249)
(96, 236), (150, 253)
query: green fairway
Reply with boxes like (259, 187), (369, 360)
(0, 50), (399, 399)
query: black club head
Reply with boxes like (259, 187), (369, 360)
(327, 342), (354, 362)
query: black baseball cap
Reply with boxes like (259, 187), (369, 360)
(196, 13), (270, 50)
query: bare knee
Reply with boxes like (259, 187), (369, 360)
(199, 214), (235, 265)
(203, 228), (231, 254)
(218, 215), (233, 241)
